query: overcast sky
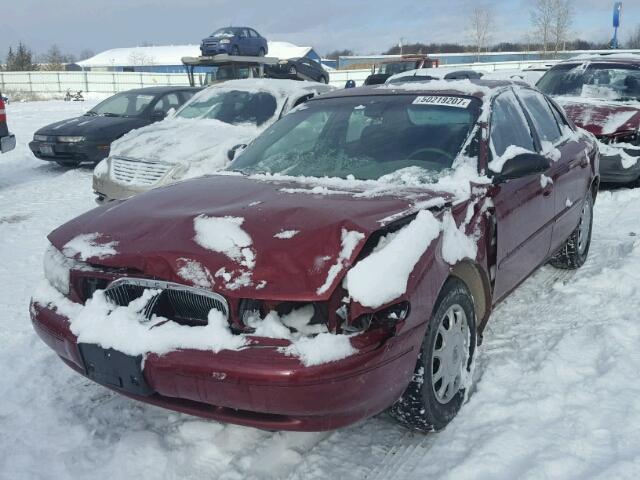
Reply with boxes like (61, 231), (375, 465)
(2, 0), (637, 58)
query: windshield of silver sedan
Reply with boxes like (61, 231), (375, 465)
(231, 95), (481, 181)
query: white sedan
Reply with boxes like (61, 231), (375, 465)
(93, 78), (334, 202)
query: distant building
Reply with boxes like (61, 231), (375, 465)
(78, 42), (323, 73)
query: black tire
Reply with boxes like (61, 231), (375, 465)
(549, 189), (593, 269)
(231, 46), (240, 56)
(319, 75), (328, 84)
(55, 161), (77, 168)
(389, 278), (477, 432)
(289, 66), (297, 76)
(258, 48), (266, 57)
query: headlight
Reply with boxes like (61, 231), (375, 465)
(219, 39), (231, 44)
(34, 134), (48, 142)
(57, 136), (86, 143)
(43, 245), (73, 295)
(43, 244), (91, 295)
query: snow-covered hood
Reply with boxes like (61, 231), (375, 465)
(556, 97), (640, 137)
(36, 114), (148, 140)
(109, 117), (262, 177)
(49, 175), (452, 301)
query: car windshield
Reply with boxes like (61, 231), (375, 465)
(381, 62), (417, 75)
(231, 94), (481, 181)
(212, 28), (238, 37)
(176, 89), (278, 126)
(87, 92), (155, 117)
(537, 62), (640, 101)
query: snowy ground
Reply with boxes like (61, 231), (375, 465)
(1, 101), (640, 479)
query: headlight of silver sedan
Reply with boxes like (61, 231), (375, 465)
(43, 244), (88, 295)
(57, 136), (86, 143)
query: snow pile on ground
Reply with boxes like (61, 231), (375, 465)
(345, 210), (440, 308)
(4, 100), (640, 480)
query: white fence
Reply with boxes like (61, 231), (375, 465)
(328, 59), (558, 87)
(0, 71), (203, 95)
(0, 59), (557, 94)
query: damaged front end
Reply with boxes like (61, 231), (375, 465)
(597, 129), (640, 183)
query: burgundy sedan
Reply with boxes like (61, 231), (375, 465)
(31, 80), (598, 432)
(537, 55), (640, 184)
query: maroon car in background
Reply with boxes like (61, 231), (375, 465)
(537, 54), (640, 184)
(0, 92), (16, 154)
(31, 80), (598, 433)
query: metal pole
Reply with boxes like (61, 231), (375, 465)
(84, 70), (89, 93)
(57, 72), (61, 92)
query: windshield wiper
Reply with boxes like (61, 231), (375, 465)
(100, 112), (121, 117)
(84, 111), (98, 116)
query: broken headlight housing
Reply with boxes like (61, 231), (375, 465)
(43, 244), (89, 295)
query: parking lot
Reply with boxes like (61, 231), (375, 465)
(1, 100), (640, 479)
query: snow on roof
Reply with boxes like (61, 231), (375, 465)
(78, 42), (313, 68)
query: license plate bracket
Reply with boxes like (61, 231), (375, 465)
(78, 343), (154, 396)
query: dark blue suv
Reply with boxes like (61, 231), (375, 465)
(200, 27), (268, 57)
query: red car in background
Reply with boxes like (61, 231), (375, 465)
(537, 54), (640, 184)
(0, 93), (16, 154)
(31, 81), (598, 432)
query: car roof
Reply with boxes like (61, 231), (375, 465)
(557, 53), (640, 66)
(317, 79), (519, 101)
(123, 86), (201, 95)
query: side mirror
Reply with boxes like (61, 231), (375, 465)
(151, 110), (166, 121)
(227, 144), (247, 161)
(495, 152), (550, 182)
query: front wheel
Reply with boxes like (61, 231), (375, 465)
(319, 75), (328, 84)
(389, 278), (476, 432)
(549, 189), (593, 269)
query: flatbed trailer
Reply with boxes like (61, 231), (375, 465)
(182, 54), (280, 86)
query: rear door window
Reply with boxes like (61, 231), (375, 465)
(490, 90), (536, 157)
(517, 89), (563, 144)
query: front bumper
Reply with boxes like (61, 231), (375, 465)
(29, 139), (109, 165)
(30, 301), (419, 431)
(200, 44), (230, 56)
(1, 133), (15, 153)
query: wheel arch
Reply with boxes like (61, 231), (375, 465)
(448, 260), (492, 335)
(591, 176), (600, 204)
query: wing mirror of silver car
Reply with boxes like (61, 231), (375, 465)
(495, 153), (551, 182)
(227, 144), (248, 161)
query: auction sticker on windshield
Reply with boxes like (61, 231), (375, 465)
(413, 96), (471, 108)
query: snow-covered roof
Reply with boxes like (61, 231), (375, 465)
(78, 42), (313, 68)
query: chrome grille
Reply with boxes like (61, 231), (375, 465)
(105, 278), (229, 326)
(110, 157), (173, 186)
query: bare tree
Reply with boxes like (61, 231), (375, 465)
(468, 6), (494, 61)
(628, 25), (640, 49)
(531, 0), (574, 56)
(530, 0), (554, 55)
(78, 49), (95, 61)
(551, 0), (573, 54)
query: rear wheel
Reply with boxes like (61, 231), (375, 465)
(258, 48), (266, 57)
(389, 278), (476, 432)
(550, 189), (593, 269)
(55, 161), (77, 168)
